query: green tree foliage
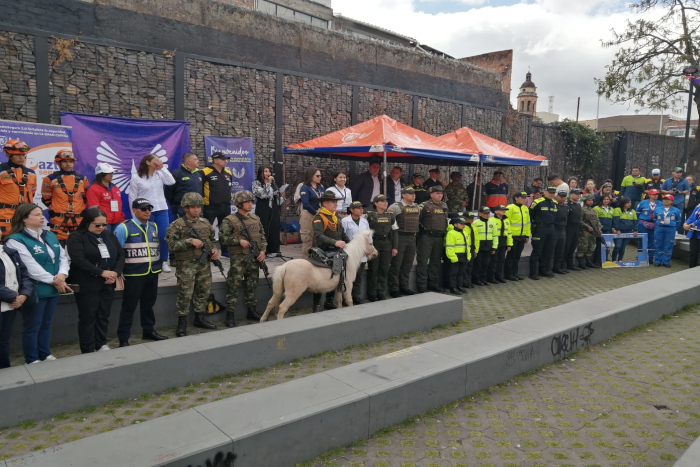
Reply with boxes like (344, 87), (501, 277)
(595, 0), (699, 169)
(556, 120), (609, 181)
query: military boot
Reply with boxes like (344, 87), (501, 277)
(175, 316), (187, 337)
(246, 305), (262, 321)
(324, 292), (337, 310)
(312, 293), (322, 313)
(578, 256), (587, 269)
(193, 312), (217, 329)
(586, 256), (601, 268)
(225, 312), (236, 328)
(567, 261), (581, 271)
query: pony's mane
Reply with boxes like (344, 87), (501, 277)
(345, 230), (373, 261)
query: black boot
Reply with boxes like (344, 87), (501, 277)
(586, 256), (600, 268)
(324, 293), (337, 310)
(119, 340), (130, 347)
(193, 312), (217, 329)
(578, 257), (587, 269)
(246, 305), (262, 321)
(175, 316), (187, 337)
(312, 293), (322, 313)
(568, 261), (581, 271)
(225, 312), (236, 328)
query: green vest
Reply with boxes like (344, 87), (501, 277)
(9, 230), (61, 298)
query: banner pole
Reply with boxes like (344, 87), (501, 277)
(383, 149), (388, 196)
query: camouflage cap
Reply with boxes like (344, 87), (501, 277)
(233, 190), (254, 207)
(581, 194), (594, 201)
(181, 192), (204, 207)
(428, 185), (444, 193)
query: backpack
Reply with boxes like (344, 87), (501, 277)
(293, 182), (304, 215)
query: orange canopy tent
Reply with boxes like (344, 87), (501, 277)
(284, 115), (479, 165)
(437, 127), (548, 167)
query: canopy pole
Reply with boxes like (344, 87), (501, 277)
(472, 157), (483, 213)
(383, 149), (388, 196)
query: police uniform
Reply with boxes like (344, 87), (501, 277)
(422, 169), (442, 192)
(472, 207), (497, 286)
(41, 150), (89, 242)
(0, 140), (37, 233)
(366, 195), (398, 301)
(388, 187), (420, 296)
(445, 217), (470, 293)
(416, 186), (448, 292)
(528, 187), (558, 279)
(504, 193), (530, 280)
(462, 212), (480, 288)
(201, 153), (233, 231)
(407, 174), (429, 205)
(114, 199), (167, 346)
(550, 194), (569, 274)
(164, 192), (218, 336)
(564, 191), (583, 270)
(488, 205), (512, 283)
(220, 191), (268, 323)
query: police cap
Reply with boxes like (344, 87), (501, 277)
(401, 187), (416, 194)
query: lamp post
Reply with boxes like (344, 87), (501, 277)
(681, 65), (698, 170)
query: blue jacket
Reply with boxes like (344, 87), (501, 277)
(300, 184), (324, 215)
(661, 178), (689, 207)
(164, 165), (203, 209)
(593, 206), (614, 233)
(636, 199), (662, 222)
(0, 246), (34, 306)
(654, 205), (682, 228)
(612, 208), (637, 232)
(684, 205), (700, 239)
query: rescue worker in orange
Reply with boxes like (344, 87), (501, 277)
(0, 140), (37, 233)
(41, 150), (89, 242)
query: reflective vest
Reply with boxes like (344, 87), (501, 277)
(473, 217), (497, 248)
(505, 203), (531, 237)
(42, 171), (89, 241)
(445, 228), (470, 262)
(491, 216), (514, 247)
(8, 229), (61, 298)
(464, 222), (480, 254)
(0, 162), (37, 226)
(121, 219), (161, 276)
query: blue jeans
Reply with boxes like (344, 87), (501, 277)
(654, 226), (676, 266)
(637, 221), (656, 260)
(0, 309), (18, 368)
(151, 210), (170, 264)
(22, 295), (59, 363)
(612, 232), (632, 261)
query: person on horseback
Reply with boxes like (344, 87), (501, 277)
(312, 191), (350, 312)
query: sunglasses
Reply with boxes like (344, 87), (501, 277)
(138, 207), (153, 211)
(91, 223), (108, 228)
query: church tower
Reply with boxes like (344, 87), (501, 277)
(517, 71), (538, 116)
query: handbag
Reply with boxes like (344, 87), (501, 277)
(642, 220), (656, 231)
(115, 275), (125, 291)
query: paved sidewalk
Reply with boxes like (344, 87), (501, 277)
(0, 259), (687, 461)
(302, 307), (700, 467)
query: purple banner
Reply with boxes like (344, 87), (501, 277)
(205, 136), (255, 195)
(61, 112), (190, 218)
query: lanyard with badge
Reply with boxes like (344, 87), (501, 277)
(661, 208), (671, 225)
(107, 185), (119, 212)
(97, 237), (111, 259)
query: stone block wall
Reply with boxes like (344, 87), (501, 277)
(460, 49), (513, 94)
(0, 32), (37, 122)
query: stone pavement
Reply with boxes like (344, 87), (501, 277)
(0, 258), (686, 461)
(301, 306), (700, 467)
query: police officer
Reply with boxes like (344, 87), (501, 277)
(201, 152), (233, 242)
(220, 190), (267, 325)
(0, 140), (37, 233)
(551, 190), (569, 274)
(165, 192), (220, 337)
(41, 150), (89, 243)
(114, 198), (169, 346)
(504, 192), (530, 281)
(388, 187), (420, 297)
(488, 205), (512, 283)
(463, 210), (480, 288)
(528, 186), (558, 280)
(565, 189), (583, 271)
(165, 152), (203, 218)
(445, 171), (468, 213)
(311, 191), (350, 311)
(407, 173), (429, 205)
(423, 168), (442, 191)
(473, 206), (496, 286)
(366, 195), (397, 301)
(416, 185), (448, 293)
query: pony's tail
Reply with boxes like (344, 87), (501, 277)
(267, 264), (287, 307)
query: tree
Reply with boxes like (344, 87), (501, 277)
(595, 0), (700, 170)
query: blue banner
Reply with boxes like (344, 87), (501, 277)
(60, 112), (190, 218)
(601, 233), (649, 267)
(204, 136), (255, 194)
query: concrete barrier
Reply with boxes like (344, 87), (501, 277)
(674, 435), (700, 467)
(13, 261), (694, 467)
(0, 293), (462, 428)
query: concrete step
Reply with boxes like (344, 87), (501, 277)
(8, 268), (700, 467)
(0, 293), (462, 428)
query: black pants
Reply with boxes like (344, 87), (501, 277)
(505, 237), (526, 277)
(464, 256), (475, 286)
(204, 204), (232, 252)
(367, 248), (392, 298)
(551, 228), (567, 272)
(690, 237), (700, 268)
(0, 308), (17, 369)
(529, 225), (555, 276)
(117, 273), (158, 341)
(76, 284), (115, 353)
(564, 225), (580, 267)
(488, 243), (508, 280)
(474, 240), (492, 283)
(448, 258), (467, 289)
(352, 263), (366, 302)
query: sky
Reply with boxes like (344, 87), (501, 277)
(331, 0), (698, 122)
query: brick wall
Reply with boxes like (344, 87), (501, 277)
(460, 49), (513, 95)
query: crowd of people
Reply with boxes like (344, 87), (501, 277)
(1, 140), (699, 370)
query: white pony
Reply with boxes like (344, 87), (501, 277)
(260, 230), (378, 321)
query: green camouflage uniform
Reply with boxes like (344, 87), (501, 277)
(444, 181), (468, 213)
(165, 216), (218, 317)
(577, 204), (601, 257)
(220, 212), (267, 310)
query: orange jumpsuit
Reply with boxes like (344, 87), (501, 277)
(0, 162), (37, 232)
(42, 170), (89, 241)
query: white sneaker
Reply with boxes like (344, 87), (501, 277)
(43, 355), (57, 361)
(98, 345), (110, 351)
(162, 262), (172, 273)
(28, 360), (40, 364)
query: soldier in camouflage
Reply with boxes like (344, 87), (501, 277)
(220, 190), (267, 327)
(577, 194), (602, 269)
(165, 192), (221, 337)
(444, 171), (468, 213)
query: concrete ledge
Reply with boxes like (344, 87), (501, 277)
(674, 435), (700, 467)
(0, 293), (461, 427)
(9, 268), (699, 466)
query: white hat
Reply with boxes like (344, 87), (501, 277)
(95, 162), (116, 175)
(652, 168), (661, 175)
